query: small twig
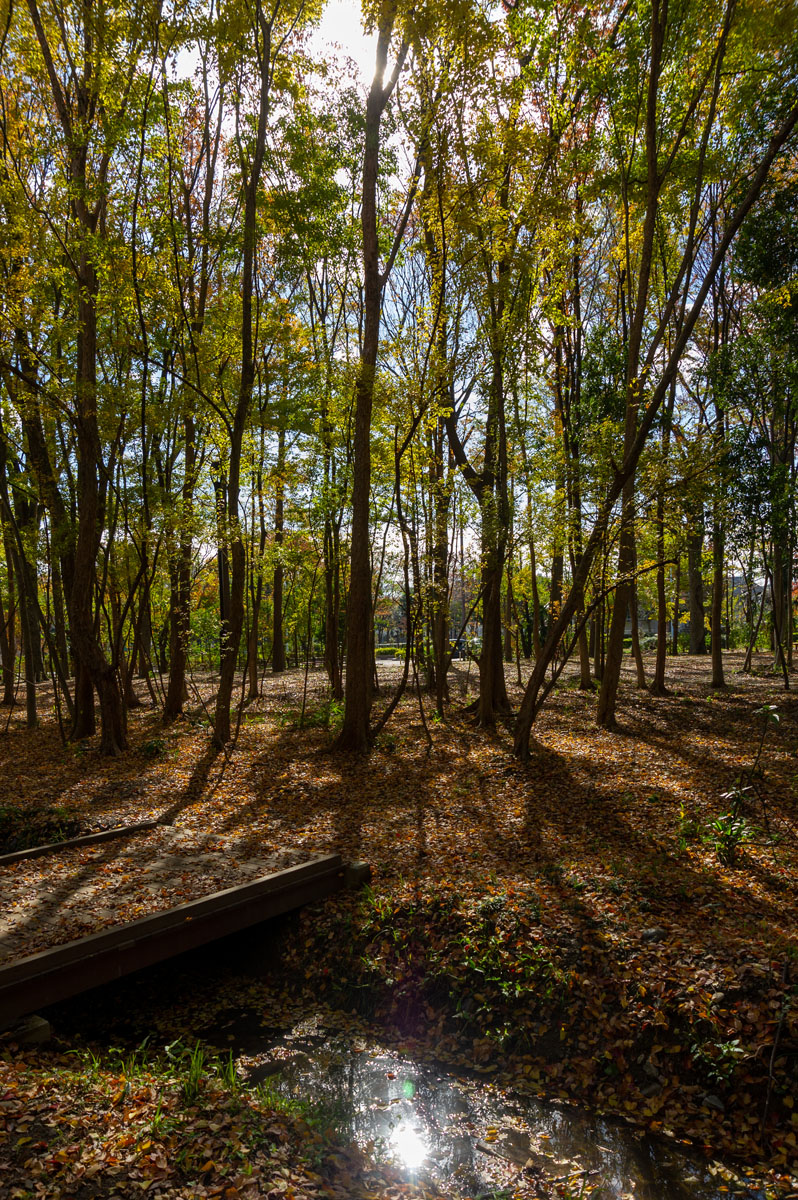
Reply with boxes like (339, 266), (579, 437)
(545, 1168), (600, 1184)
(761, 959), (790, 1143)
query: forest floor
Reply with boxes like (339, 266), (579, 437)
(0, 650), (797, 1199)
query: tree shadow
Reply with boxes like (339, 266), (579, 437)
(0, 742), (222, 964)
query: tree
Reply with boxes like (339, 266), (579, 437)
(514, 0), (798, 756)
(15, 0), (160, 752)
(335, 1), (411, 751)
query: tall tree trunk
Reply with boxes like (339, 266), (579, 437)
(594, 597), (604, 682)
(477, 507), (509, 725)
(431, 432), (451, 717)
(336, 11), (407, 751)
(25, 0), (128, 752)
(70, 266), (126, 753)
(51, 551), (69, 676)
(652, 503), (669, 694)
(504, 560), (514, 664)
(12, 337), (75, 697)
(529, 533), (541, 659)
(323, 514), (343, 699)
(596, 498), (636, 726)
(595, 1), (667, 730)
(653, 379), (676, 694)
(272, 427), (286, 674)
(8, 488), (45, 705)
(0, 554), (15, 705)
(163, 418), (196, 722)
(213, 0), (276, 746)
(247, 574), (263, 698)
(6, 532), (38, 728)
(710, 518), (725, 687)
(246, 457), (267, 700)
(71, 276), (120, 746)
(17, 528), (44, 683)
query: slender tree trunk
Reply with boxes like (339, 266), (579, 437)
(688, 519), (707, 654)
(595, 602), (604, 681)
(529, 533), (541, 659)
(711, 518), (725, 687)
(18, 534), (44, 682)
(0, 556), (15, 705)
(52, 557), (69, 675)
(23, 0), (129, 751)
(477, 512), (509, 725)
(595, 2), (667, 730)
(323, 514), (343, 699)
(214, 0), (275, 747)
(272, 427), (286, 674)
(771, 541), (789, 685)
(477, 355), (511, 726)
(652, 513), (669, 694)
(246, 459), (267, 700)
(431, 434), (451, 717)
(653, 379), (676, 694)
(12, 334), (75, 694)
(137, 588), (152, 680)
(9, 537), (37, 728)
(67, 243), (126, 750)
(504, 560), (514, 663)
(336, 12), (406, 751)
(247, 600), (262, 697)
(596, 494), (636, 726)
(630, 567), (647, 689)
(122, 595), (146, 710)
(164, 416), (197, 722)
(247, 573), (263, 699)
(744, 566), (770, 672)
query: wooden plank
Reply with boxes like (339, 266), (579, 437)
(0, 853), (344, 1027)
(0, 820), (161, 867)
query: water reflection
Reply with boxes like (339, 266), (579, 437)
(391, 1121), (428, 1171)
(214, 1013), (768, 1200)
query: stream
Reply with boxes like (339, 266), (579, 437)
(40, 929), (780, 1200)
(205, 1009), (769, 1200)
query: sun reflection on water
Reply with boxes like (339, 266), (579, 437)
(390, 1121), (428, 1171)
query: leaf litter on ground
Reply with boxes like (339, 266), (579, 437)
(0, 650), (796, 1197)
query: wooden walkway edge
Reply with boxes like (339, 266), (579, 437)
(0, 853), (346, 1028)
(0, 820), (161, 867)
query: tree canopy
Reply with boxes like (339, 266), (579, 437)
(0, 0), (796, 754)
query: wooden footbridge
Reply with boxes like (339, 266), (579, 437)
(0, 829), (366, 1029)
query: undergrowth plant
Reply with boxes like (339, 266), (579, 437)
(165, 1040), (207, 1105)
(708, 704), (782, 868)
(217, 1050), (240, 1093)
(706, 810), (751, 867)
